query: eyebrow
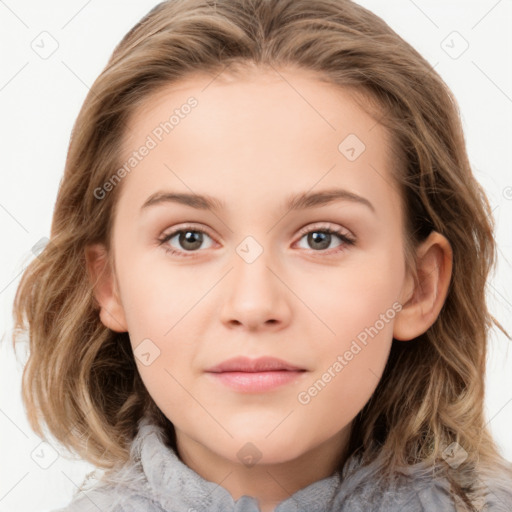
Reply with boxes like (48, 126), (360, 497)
(140, 188), (375, 214)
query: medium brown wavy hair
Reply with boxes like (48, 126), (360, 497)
(11, 0), (512, 508)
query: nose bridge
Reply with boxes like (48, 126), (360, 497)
(220, 234), (289, 329)
(231, 234), (279, 301)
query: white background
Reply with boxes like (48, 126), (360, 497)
(0, 1), (511, 511)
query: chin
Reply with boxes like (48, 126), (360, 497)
(226, 434), (309, 467)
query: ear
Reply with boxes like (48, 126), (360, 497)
(84, 243), (128, 333)
(393, 231), (453, 341)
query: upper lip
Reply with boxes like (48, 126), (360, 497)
(205, 356), (306, 373)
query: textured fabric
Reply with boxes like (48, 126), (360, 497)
(53, 416), (512, 512)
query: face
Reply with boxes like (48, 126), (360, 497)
(102, 66), (413, 467)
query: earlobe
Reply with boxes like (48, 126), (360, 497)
(393, 231), (453, 341)
(84, 243), (128, 333)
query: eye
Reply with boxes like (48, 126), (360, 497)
(157, 224), (215, 257)
(295, 223), (355, 254)
(157, 222), (356, 258)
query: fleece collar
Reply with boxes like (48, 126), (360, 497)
(74, 417), (512, 512)
(139, 418), (343, 511)
(133, 417), (450, 511)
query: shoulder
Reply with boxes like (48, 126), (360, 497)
(334, 454), (512, 511)
(397, 463), (512, 511)
(50, 485), (165, 512)
(477, 465), (512, 511)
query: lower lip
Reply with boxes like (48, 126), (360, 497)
(206, 370), (306, 392)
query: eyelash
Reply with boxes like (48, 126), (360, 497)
(157, 223), (356, 258)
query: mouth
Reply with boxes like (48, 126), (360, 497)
(205, 356), (307, 393)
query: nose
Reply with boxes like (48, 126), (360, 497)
(219, 247), (291, 332)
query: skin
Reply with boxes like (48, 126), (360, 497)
(86, 65), (452, 512)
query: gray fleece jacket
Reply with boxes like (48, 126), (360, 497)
(54, 417), (512, 512)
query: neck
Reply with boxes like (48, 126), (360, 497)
(175, 426), (352, 512)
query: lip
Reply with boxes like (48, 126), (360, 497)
(205, 356), (307, 393)
(205, 356), (305, 373)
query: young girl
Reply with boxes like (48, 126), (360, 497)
(12, 0), (512, 510)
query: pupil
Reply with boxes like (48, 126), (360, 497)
(308, 231), (330, 250)
(180, 231), (202, 250)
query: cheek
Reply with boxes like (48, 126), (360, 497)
(295, 292), (397, 441)
(117, 256), (197, 339)
(295, 340), (390, 446)
(116, 262), (201, 409)
(132, 336), (198, 427)
(294, 248), (402, 414)
(303, 247), (404, 344)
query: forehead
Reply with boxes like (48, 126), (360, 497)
(115, 66), (401, 219)
(122, 65), (392, 152)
